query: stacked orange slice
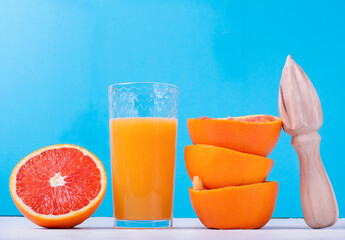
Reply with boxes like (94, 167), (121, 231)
(185, 115), (282, 229)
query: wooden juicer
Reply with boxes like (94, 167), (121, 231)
(278, 55), (338, 228)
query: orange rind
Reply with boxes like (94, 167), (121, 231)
(187, 115), (282, 157)
(189, 180), (279, 229)
(185, 144), (274, 189)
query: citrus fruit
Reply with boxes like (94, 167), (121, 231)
(185, 144), (273, 189)
(9, 144), (107, 228)
(189, 179), (279, 229)
(187, 114), (282, 157)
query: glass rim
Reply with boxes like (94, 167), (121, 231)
(109, 82), (179, 90)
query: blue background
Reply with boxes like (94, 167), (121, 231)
(1, 0), (344, 218)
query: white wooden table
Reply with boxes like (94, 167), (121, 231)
(0, 217), (344, 240)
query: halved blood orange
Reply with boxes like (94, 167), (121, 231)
(9, 144), (107, 228)
(189, 180), (279, 229)
(187, 114), (282, 157)
(185, 144), (273, 189)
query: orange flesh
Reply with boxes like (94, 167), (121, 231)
(16, 148), (101, 215)
(229, 115), (276, 122)
(110, 117), (177, 220)
(201, 115), (276, 122)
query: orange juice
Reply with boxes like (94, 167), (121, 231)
(110, 117), (177, 220)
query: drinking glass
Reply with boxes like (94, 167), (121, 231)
(109, 82), (178, 228)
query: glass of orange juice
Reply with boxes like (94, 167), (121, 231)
(108, 82), (178, 228)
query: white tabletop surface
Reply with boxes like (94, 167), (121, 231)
(0, 217), (344, 240)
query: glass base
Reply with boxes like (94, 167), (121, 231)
(115, 219), (172, 229)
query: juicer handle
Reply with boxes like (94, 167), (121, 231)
(292, 132), (338, 229)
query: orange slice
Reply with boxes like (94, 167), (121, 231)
(9, 144), (107, 228)
(187, 114), (282, 157)
(185, 144), (273, 189)
(189, 180), (279, 229)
